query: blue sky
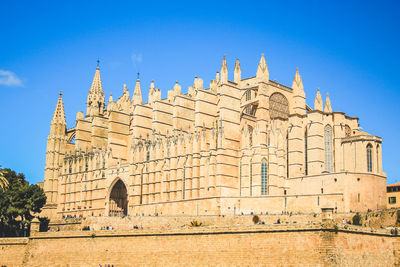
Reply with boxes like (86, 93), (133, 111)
(0, 0), (399, 184)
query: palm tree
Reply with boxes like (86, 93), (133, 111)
(0, 168), (9, 189)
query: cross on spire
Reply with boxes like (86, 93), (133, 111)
(137, 72), (140, 80)
(97, 59), (100, 68)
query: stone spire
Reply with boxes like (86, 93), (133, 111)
(52, 91), (66, 125)
(314, 88), (323, 111)
(292, 68), (304, 93)
(292, 68), (306, 115)
(324, 93), (332, 113)
(174, 81), (181, 94)
(107, 93), (115, 111)
(256, 54), (269, 82)
(234, 59), (241, 83)
(45, 91), (67, 205)
(220, 55), (228, 83)
(148, 80), (161, 105)
(86, 64), (105, 117)
(148, 80), (155, 103)
(132, 77), (143, 105)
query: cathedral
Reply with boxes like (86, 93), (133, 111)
(41, 55), (386, 219)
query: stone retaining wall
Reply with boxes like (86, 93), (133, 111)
(1, 227), (399, 266)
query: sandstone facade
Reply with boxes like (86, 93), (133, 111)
(41, 55), (386, 219)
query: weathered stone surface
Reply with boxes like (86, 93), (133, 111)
(41, 55), (386, 219)
(0, 228), (397, 266)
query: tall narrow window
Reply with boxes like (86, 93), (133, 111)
(182, 165), (186, 199)
(305, 128), (308, 175)
(324, 125), (333, 172)
(261, 158), (268, 195)
(239, 158), (242, 196)
(249, 159), (252, 196)
(376, 145), (380, 173)
(367, 144), (373, 172)
(246, 90), (251, 101)
(286, 133), (289, 178)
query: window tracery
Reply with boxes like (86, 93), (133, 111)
(246, 90), (251, 101)
(367, 144), (373, 172)
(324, 125), (333, 172)
(345, 125), (351, 137)
(269, 93), (289, 120)
(261, 158), (268, 195)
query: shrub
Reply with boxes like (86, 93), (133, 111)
(252, 215), (260, 224)
(91, 233), (96, 238)
(39, 217), (50, 232)
(333, 225), (339, 231)
(396, 210), (400, 224)
(190, 220), (202, 227)
(352, 213), (362, 226)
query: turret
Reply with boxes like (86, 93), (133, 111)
(174, 80), (181, 95)
(220, 55), (228, 83)
(324, 93), (332, 113)
(314, 88), (323, 112)
(256, 54), (269, 82)
(50, 91), (67, 135)
(292, 68), (306, 115)
(86, 63), (105, 117)
(234, 59), (241, 83)
(132, 76), (143, 105)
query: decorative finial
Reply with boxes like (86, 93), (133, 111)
(97, 59), (100, 68)
(137, 72), (140, 80)
(59, 91), (63, 97)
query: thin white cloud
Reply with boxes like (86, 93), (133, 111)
(131, 53), (143, 69)
(0, 70), (23, 87)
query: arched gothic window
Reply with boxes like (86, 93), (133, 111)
(286, 133), (289, 178)
(249, 159), (253, 196)
(239, 158), (242, 196)
(376, 144), (380, 173)
(261, 158), (268, 195)
(305, 128), (308, 175)
(367, 144), (373, 172)
(324, 125), (333, 173)
(269, 93), (289, 120)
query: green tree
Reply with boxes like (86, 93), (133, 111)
(0, 168), (9, 189)
(0, 168), (46, 237)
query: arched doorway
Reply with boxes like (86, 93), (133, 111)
(109, 179), (128, 216)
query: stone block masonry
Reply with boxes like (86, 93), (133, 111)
(41, 55), (386, 219)
(1, 227), (399, 266)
